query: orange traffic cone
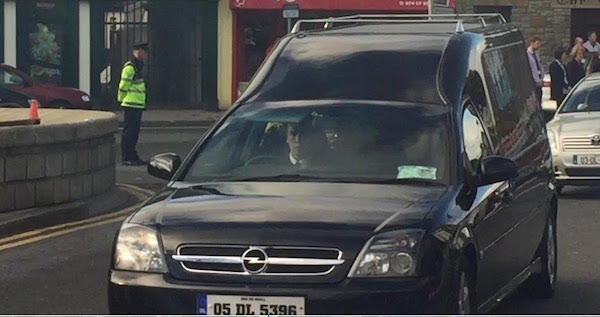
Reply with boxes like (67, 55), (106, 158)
(28, 99), (40, 124)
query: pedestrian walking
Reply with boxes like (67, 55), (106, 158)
(118, 42), (148, 166)
(583, 31), (600, 53)
(567, 46), (586, 87)
(570, 36), (584, 58)
(550, 46), (570, 105)
(527, 37), (544, 104)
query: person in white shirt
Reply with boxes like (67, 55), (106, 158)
(583, 31), (600, 53)
(527, 37), (544, 103)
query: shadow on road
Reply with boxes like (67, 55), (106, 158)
(495, 278), (600, 314)
(559, 186), (600, 201)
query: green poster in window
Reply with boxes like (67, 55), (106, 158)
(29, 23), (62, 84)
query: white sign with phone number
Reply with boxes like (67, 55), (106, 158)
(398, 1), (428, 6)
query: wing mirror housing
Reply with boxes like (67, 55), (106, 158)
(147, 153), (182, 181)
(542, 108), (556, 123)
(479, 156), (518, 186)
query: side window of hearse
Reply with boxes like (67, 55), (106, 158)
(482, 43), (536, 155)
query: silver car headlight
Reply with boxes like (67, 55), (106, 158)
(81, 95), (90, 102)
(114, 223), (167, 273)
(349, 229), (424, 277)
(547, 130), (558, 154)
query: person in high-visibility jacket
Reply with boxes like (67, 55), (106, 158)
(118, 42), (148, 165)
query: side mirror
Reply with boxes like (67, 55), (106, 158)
(147, 153), (182, 181)
(542, 108), (556, 123)
(479, 156), (518, 186)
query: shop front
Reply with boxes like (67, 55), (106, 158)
(90, 0), (219, 109)
(557, 0), (600, 42)
(230, 0), (449, 102)
(16, 0), (79, 88)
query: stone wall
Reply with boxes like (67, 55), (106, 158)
(0, 109), (118, 212)
(456, 0), (571, 68)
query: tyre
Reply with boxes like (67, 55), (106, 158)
(527, 212), (557, 298)
(446, 257), (476, 314)
(49, 100), (72, 109)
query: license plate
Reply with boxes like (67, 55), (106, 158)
(573, 155), (600, 165)
(198, 294), (305, 315)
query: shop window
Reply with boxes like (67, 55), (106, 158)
(17, 0), (77, 87)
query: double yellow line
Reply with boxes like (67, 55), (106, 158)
(0, 184), (154, 253)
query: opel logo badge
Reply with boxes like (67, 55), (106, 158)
(592, 135), (600, 145)
(241, 248), (268, 274)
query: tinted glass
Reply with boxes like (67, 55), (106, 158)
(482, 42), (542, 156)
(463, 107), (490, 171)
(251, 35), (446, 104)
(0, 69), (24, 86)
(560, 80), (600, 113)
(184, 102), (453, 185)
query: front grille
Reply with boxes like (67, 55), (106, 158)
(173, 245), (344, 276)
(562, 136), (600, 151)
(565, 168), (600, 177)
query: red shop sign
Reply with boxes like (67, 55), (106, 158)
(230, 0), (429, 11)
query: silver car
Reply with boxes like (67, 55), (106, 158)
(547, 73), (600, 193)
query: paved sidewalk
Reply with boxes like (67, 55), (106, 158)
(115, 109), (226, 127)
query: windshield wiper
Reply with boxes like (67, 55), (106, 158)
(352, 177), (445, 186)
(218, 175), (444, 185)
(221, 174), (333, 182)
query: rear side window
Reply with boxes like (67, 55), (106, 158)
(482, 42), (543, 155)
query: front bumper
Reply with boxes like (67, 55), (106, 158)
(553, 152), (600, 186)
(108, 270), (444, 314)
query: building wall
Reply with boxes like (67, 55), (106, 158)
(456, 0), (571, 68)
(218, 0), (233, 109)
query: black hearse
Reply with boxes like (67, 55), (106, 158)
(109, 14), (558, 314)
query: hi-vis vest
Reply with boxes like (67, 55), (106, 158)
(118, 61), (146, 109)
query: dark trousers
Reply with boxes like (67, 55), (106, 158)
(535, 87), (542, 106)
(121, 107), (143, 161)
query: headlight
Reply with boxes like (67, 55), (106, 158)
(349, 229), (424, 277)
(81, 95), (90, 102)
(113, 223), (167, 273)
(547, 130), (558, 153)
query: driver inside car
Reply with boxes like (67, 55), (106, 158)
(286, 119), (329, 169)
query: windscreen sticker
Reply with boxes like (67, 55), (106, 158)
(397, 165), (437, 180)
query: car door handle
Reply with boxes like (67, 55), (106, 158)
(501, 191), (514, 204)
(494, 182), (513, 204)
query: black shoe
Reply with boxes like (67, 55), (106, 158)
(134, 157), (148, 165)
(122, 159), (146, 166)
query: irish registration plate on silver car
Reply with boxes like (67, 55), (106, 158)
(573, 155), (600, 165)
(198, 294), (305, 315)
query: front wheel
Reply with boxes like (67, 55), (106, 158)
(527, 212), (557, 298)
(49, 100), (72, 109)
(446, 257), (476, 314)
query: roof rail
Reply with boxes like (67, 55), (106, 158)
(290, 13), (507, 34)
(334, 13), (507, 23)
